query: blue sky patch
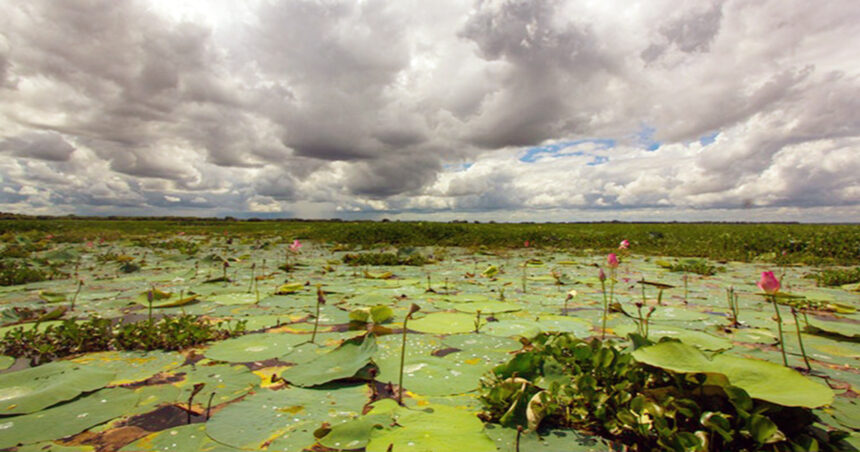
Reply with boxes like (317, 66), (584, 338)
(636, 125), (661, 151)
(699, 131), (719, 146)
(519, 139), (615, 163)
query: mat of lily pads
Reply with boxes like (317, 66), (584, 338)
(0, 238), (857, 451)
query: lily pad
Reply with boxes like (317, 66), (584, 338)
(206, 292), (260, 306)
(69, 351), (184, 385)
(318, 398), (400, 450)
(205, 385), (369, 451)
(172, 363), (257, 406)
(613, 324), (733, 351)
(482, 320), (542, 338)
(0, 361), (115, 415)
(205, 332), (309, 363)
(0, 388), (139, 449)
(632, 341), (834, 407)
(121, 424), (240, 452)
(281, 334), (377, 387)
(807, 317), (860, 339)
(365, 404), (496, 452)
(409, 312), (484, 335)
(452, 301), (523, 314)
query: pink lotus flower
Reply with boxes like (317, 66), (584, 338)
(619, 239), (630, 250)
(607, 253), (619, 269)
(524, 240), (530, 248)
(85, 241), (94, 248)
(289, 239), (302, 252)
(757, 271), (780, 294)
(598, 268), (606, 281)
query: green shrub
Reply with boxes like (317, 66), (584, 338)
(479, 333), (845, 451)
(0, 261), (49, 286)
(1, 315), (245, 366)
(807, 267), (860, 286)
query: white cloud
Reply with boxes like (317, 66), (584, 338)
(0, 0), (857, 221)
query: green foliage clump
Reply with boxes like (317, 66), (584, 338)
(807, 267), (860, 287)
(479, 333), (845, 451)
(151, 238), (200, 255)
(0, 244), (32, 258)
(0, 261), (49, 286)
(1, 315), (245, 366)
(342, 252), (428, 266)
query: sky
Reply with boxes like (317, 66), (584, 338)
(0, 0), (858, 222)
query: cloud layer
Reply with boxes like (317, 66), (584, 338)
(1, 0), (858, 221)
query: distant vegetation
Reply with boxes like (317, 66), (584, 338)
(0, 215), (858, 264)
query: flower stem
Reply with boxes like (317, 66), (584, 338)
(771, 295), (788, 367)
(398, 316), (410, 404)
(791, 307), (812, 371)
(600, 279), (608, 340)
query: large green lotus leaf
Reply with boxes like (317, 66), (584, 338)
(648, 307), (711, 322)
(482, 320), (542, 338)
(722, 327), (777, 345)
(373, 334), (443, 383)
(537, 315), (592, 337)
(632, 341), (833, 407)
(409, 312), (484, 334)
(365, 404), (496, 452)
(442, 334), (521, 355)
(230, 314), (300, 331)
(205, 385), (369, 451)
(121, 424), (240, 452)
(828, 397), (860, 430)
(280, 334), (377, 387)
(396, 356), (488, 396)
(483, 424), (609, 452)
(318, 398), (399, 450)
(0, 388), (139, 449)
(451, 301), (523, 314)
(0, 361), (115, 415)
(172, 363), (257, 405)
(257, 294), (317, 309)
(347, 293), (399, 306)
(807, 317), (860, 339)
(69, 351), (184, 385)
(0, 355), (13, 370)
(205, 332), (309, 363)
(206, 292), (260, 305)
(612, 324), (732, 351)
(441, 293), (494, 303)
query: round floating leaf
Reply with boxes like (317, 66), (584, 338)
(0, 388), (139, 449)
(482, 320), (542, 338)
(281, 334), (377, 387)
(134, 289), (199, 308)
(648, 307), (710, 322)
(807, 317), (860, 339)
(632, 341), (834, 407)
(612, 324), (732, 351)
(397, 356), (488, 396)
(442, 334), (521, 355)
(70, 351), (184, 385)
(452, 301), (522, 314)
(0, 355), (13, 370)
(205, 385), (369, 451)
(206, 292), (259, 306)
(484, 424), (608, 452)
(537, 315), (592, 337)
(205, 332), (309, 363)
(121, 424), (240, 452)
(442, 294), (494, 304)
(409, 312), (483, 334)
(172, 363), (257, 406)
(0, 361), (115, 415)
(318, 398), (399, 450)
(365, 404), (496, 452)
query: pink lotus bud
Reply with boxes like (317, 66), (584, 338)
(619, 239), (630, 250)
(290, 239), (302, 252)
(607, 253), (619, 269)
(85, 241), (94, 248)
(757, 271), (780, 294)
(598, 268), (606, 281)
(524, 240), (530, 248)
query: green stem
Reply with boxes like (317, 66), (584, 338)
(771, 295), (788, 367)
(791, 307), (812, 371)
(398, 316), (410, 404)
(311, 298), (321, 344)
(600, 279), (608, 340)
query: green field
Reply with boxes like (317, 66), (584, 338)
(0, 219), (858, 451)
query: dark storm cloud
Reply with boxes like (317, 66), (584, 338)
(0, 132), (76, 161)
(0, 0), (857, 220)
